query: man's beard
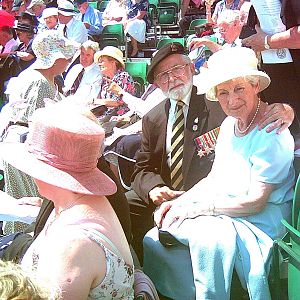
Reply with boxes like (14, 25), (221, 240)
(163, 80), (193, 100)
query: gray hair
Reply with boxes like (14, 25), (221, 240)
(81, 40), (99, 53)
(217, 9), (240, 26)
(206, 75), (260, 100)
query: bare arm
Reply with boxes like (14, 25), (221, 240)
(242, 25), (300, 52)
(188, 37), (222, 53)
(155, 178), (273, 228)
(37, 232), (105, 300)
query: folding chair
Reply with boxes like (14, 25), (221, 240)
(157, 37), (185, 50)
(98, 24), (128, 58)
(97, 0), (109, 12)
(88, 1), (98, 9)
(272, 157), (300, 300)
(125, 61), (149, 97)
(185, 18), (208, 36)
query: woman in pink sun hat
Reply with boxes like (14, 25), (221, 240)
(1, 104), (134, 299)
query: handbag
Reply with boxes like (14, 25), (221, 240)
(134, 269), (160, 300)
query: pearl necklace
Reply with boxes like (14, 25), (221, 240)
(235, 99), (261, 135)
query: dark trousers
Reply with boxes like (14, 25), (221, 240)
(126, 189), (156, 264)
(260, 62), (300, 135)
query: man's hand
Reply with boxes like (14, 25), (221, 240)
(258, 103), (294, 134)
(149, 186), (184, 206)
(241, 25), (267, 52)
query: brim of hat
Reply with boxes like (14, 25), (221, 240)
(194, 69), (271, 101)
(146, 46), (185, 83)
(58, 10), (75, 16)
(31, 47), (76, 70)
(94, 51), (125, 68)
(0, 142), (117, 196)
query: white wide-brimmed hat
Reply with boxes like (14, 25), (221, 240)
(30, 30), (77, 70)
(42, 7), (58, 19)
(194, 47), (271, 101)
(94, 46), (125, 68)
(27, 0), (44, 9)
(58, 0), (76, 16)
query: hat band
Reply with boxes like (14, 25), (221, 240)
(58, 7), (75, 13)
(27, 142), (98, 173)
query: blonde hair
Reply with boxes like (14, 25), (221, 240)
(0, 260), (60, 300)
(206, 75), (260, 100)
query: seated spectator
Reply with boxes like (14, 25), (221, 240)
(94, 46), (136, 122)
(64, 40), (101, 101)
(178, 0), (207, 37)
(74, 0), (103, 37)
(0, 31), (77, 233)
(124, 0), (150, 57)
(102, 0), (127, 27)
(1, 105), (134, 299)
(0, 26), (18, 98)
(152, 47), (294, 299)
(27, 0), (46, 31)
(127, 42), (294, 265)
(205, 0), (243, 24)
(12, 21), (37, 73)
(41, 7), (59, 30)
(188, 9), (243, 53)
(0, 260), (60, 299)
(57, 0), (88, 45)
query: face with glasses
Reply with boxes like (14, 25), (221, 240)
(218, 20), (240, 44)
(154, 54), (194, 100)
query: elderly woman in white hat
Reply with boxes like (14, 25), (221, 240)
(1, 105), (134, 299)
(153, 47), (295, 299)
(93, 46), (136, 120)
(0, 31), (77, 233)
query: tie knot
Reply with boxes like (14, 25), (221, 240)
(177, 101), (184, 107)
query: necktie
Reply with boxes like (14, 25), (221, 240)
(66, 68), (84, 96)
(81, 13), (85, 22)
(170, 101), (185, 190)
(63, 25), (67, 38)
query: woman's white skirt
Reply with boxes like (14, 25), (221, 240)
(125, 19), (146, 43)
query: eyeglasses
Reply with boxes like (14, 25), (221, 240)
(155, 63), (189, 84)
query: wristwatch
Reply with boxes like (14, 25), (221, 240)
(264, 35), (270, 50)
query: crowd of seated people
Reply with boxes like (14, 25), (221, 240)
(0, 0), (300, 299)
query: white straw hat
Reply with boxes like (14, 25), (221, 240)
(58, 0), (76, 16)
(94, 46), (125, 68)
(42, 7), (58, 19)
(194, 47), (271, 101)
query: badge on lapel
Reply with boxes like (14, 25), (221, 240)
(194, 127), (220, 158)
(193, 117), (198, 131)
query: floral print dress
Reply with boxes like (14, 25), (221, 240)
(98, 68), (136, 117)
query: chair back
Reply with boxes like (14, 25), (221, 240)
(125, 61), (148, 97)
(88, 1), (98, 9)
(157, 37), (185, 50)
(97, 0), (109, 11)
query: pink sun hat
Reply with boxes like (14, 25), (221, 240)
(0, 105), (117, 196)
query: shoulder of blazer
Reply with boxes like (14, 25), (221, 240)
(188, 87), (208, 120)
(143, 98), (170, 123)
